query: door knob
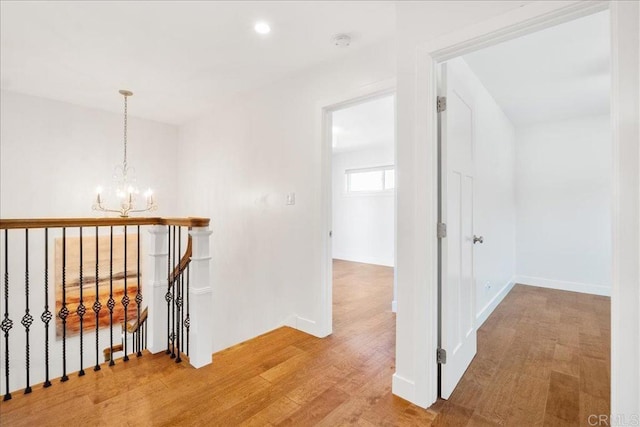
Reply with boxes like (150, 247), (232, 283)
(473, 235), (484, 244)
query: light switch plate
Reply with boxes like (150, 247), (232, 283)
(286, 192), (296, 205)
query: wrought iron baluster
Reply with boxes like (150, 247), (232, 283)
(123, 226), (129, 362)
(180, 269), (185, 355)
(170, 226), (176, 359)
(2, 230), (12, 401)
(165, 225), (171, 355)
(93, 226), (101, 371)
(108, 227), (115, 366)
(77, 227), (85, 376)
(136, 226), (142, 357)
(22, 229), (33, 393)
(185, 263), (190, 356)
(175, 227), (182, 363)
(42, 228), (52, 387)
(59, 228), (69, 382)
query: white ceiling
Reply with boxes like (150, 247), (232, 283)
(462, 10), (610, 126)
(0, 1), (395, 125)
(332, 94), (395, 153)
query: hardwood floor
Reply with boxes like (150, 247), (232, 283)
(0, 263), (610, 426)
(432, 284), (610, 427)
(0, 260), (436, 426)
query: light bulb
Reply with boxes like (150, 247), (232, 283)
(254, 22), (271, 35)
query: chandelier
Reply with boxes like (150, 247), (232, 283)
(92, 90), (157, 217)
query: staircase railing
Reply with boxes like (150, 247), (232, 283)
(103, 306), (148, 362)
(0, 217), (211, 401)
(165, 228), (193, 363)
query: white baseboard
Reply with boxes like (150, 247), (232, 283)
(282, 314), (297, 328)
(476, 277), (515, 328)
(515, 275), (611, 296)
(332, 255), (394, 267)
(392, 373), (415, 403)
(391, 300), (397, 313)
(283, 315), (322, 337)
(283, 313), (332, 338)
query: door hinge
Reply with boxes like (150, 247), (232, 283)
(437, 348), (447, 364)
(437, 96), (447, 113)
(437, 223), (447, 239)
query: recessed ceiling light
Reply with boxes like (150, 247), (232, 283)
(254, 22), (271, 35)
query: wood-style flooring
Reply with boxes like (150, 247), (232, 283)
(0, 261), (610, 426)
(432, 284), (611, 427)
(0, 260), (436, 426)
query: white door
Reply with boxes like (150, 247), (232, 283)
(439, 60), (477, 399)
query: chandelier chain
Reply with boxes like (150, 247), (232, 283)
(123, 94), (128, 171)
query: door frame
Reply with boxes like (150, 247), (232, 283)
(318, 80), (396, 338)
(392, 0), (640, 414)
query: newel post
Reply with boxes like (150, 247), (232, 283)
(148, 225), (169, 354)
(187, 226), (213, 368)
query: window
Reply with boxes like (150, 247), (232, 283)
(345, 166), (395, 193)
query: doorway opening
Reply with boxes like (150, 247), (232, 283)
(323, 91), (397, 336)
(436, 7), (612, 422)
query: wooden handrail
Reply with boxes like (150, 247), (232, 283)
(125, 307), (149, 334)
(169, 236), (192, 285)
(103, 307), (149, 362)
(0, 217), (210, 230)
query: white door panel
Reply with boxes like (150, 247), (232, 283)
(439, 61), (477, 399)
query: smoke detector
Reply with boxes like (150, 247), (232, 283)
(332, 33), (351, 47)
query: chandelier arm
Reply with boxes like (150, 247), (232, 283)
(92, 204), (127, 216)
(127, 203), (158, 214)
(127, 208), (158, 214)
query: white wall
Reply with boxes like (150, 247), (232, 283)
(176, 39), (396, 352)
(447, 58), (518, 327)
(610, 1), (640, 415)
(515, 115), (612, 296)
(611, 2), (640, 419)
(0, 91), (179, 219)
(332, 146), (395, 267)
